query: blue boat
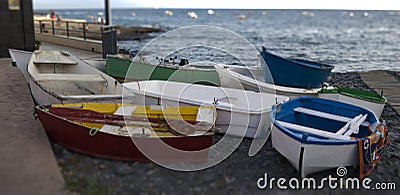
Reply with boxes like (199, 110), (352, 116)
(260, 47), (334, 88)
(270, 97), (389, 178)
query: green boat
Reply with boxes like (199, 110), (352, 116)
(106, 55), (221, 86)
(318, 88), (387, 118)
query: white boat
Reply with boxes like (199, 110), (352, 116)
(271, 97), (388, 177)
(123, 80), (289, 138)
(214, 64), (320, 98)
(318, 88), (387, 119)
(15, 50), (130, 105)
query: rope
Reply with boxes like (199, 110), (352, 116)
(89, 128), (99, 136)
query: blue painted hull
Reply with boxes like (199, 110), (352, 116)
(261, 47), (334, 88)
(270, 97), (378, 145)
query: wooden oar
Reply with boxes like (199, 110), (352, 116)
(49, 107), (168, 123)
(63, 116), (167, 128)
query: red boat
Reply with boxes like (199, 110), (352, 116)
(35, 103), (216, 162)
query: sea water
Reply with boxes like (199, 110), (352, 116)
(44, 9), (400, 72)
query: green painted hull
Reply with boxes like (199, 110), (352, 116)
(318, 88), (387, 104)
(106, 56), (220, 86)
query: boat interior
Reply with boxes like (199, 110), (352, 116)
(275, 99), (375, 141)
(29, 51), (121, 96)
(46, 103), (215, 137)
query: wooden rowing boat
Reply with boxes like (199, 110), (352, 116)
(318, 88), (387, 118)
(123, 80), (289, 138)
(214, 64), (320, 98)
(270, 97), (389, 177)
(260, 47), (334, 88)
(20, 50), (130, 105)
(35, 102), (216, 162)
(106, 55), (221, 86)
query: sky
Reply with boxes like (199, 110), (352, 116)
(33, 0), (400, 10)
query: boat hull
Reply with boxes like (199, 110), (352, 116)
(272, 124), (358, 177)
(133, 93), (269, 138)
(106, 56), (221, 86)
(35, 107), (213, 162)
(260, 47), (333, 88)
(215, 65), (319, 98)
(124, 80), (288, 138)
(319, 93), (385, 119)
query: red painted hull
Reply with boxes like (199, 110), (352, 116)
(35, 107), (213, 162)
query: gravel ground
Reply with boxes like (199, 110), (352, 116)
(51, 72), (400, 194)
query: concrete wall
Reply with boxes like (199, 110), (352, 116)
(0, 0), (35, 58)
(35, 33), (103, 53)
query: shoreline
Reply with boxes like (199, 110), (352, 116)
(51, 72), (400, 193)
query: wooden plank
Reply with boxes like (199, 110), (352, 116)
(365, 80), (399, 84)
(276, 120), (351, 140)
(33, 51), (77, 65)
(294, 107), (369, 126)
(360, 71), (400, 111)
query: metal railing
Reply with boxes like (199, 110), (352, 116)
(34, 19), (118, 58)
(35, 19), (103, 40)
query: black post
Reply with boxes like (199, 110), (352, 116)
(105, 0), (111, 25)
(39, 20), (43, 33)
(83, 23), (86, 40)
(51, 20), (55, 35)
(66, 22), (69, 37)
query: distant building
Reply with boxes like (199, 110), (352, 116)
(0, 0), (34, 58)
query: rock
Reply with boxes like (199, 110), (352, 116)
(203, 174), (214, 182)
(115, 164), (135, 175)
(146, 169), (155, 176)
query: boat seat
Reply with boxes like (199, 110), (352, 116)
(113, 106), (136, 116)
(276, 120), (351, 141)
(335, 114), (367, 136)
(33, 51), (78, 65)
(34, 74), (106, 82)
(293, 107), (369, 127)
